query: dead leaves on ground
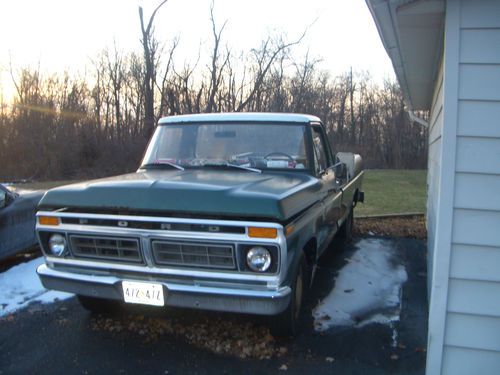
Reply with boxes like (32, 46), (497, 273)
(354, 216), (426, 239)
(89, 313), (287, 360)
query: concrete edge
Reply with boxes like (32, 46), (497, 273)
(355, 212), (425, 219)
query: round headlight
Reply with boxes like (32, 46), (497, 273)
(246, 246), (272, 272)
(48, 234), (67, 256)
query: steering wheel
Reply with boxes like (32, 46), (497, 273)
(264, 152), (295, 162)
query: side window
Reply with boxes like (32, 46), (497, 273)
(311, 126), (328, 174)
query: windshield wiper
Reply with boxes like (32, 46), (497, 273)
(140, 161), (185, 171)
(202, 162), (261, 174)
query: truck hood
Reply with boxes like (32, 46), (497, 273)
(38, 170), (322, 221)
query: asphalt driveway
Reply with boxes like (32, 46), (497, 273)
(0, 236), (428, 375)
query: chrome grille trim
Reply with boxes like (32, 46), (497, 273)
(152, 240), (236, 270)
(59, 217), (246, 234)
(69, 235), (142, 264)
(37, 211), (287, 287)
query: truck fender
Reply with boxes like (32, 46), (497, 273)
(284, 235), (317, 288)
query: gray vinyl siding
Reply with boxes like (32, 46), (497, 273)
(442, 346), (500, 375)
(441, 0), (500, 373)
(447, 279), (500, 316)
(454, 173), (500, 211)
(458, 101), (500, 138)
(450, 244), (500, 282)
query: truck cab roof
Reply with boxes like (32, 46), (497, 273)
(158, 112), (322, 125)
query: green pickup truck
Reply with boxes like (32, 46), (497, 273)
(36, 113), (364, 336)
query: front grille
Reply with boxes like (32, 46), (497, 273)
(69, 235), (142, 264)
(152, 240), (236, 270)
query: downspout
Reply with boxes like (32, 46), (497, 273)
(408, 111), (429, 127)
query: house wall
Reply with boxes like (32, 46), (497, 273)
(427, 59), (443, 298)
(432, 0), (500, 374)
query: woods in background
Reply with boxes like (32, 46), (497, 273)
(0, 4), (427, 181)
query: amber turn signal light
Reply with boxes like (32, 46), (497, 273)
(38, 216), (60, 226)
(248, 227), (277, 239)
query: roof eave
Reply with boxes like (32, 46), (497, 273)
(366, 0), (445, 111)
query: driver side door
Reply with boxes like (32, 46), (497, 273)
(311, 125), (343, 256)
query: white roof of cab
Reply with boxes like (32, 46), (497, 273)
(158, 112), (321, 125)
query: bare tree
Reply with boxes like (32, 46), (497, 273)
(2, 6), (428, 182)
(138, 0), (169, 138)
(349, 67), (356, 144)
(105, 44), (124, 142)
(236, 32), (305, 112)
(205, 2), (229, 113)
(157, 37), (179, 116)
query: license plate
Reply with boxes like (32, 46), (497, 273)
(122, 281), (165, 306)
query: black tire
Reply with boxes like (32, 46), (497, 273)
(339, 206), (354, 242)
(270, 255), (307, 337)
(77, 295), (120, 314)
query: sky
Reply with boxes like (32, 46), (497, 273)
(0, 0), (394, 102)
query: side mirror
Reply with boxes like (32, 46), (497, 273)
(335, 163), (347, 179)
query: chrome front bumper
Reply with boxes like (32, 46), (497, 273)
(37, 264), (291, 315)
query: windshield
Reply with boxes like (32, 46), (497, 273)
(141, 123), (310, 171)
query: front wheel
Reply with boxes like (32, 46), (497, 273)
(270, 255), (306, 337)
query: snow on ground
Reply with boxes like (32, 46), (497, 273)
(313, 238), (408, 332)
(0, 257), (73, 317)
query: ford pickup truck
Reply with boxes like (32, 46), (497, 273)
(36, 113), (364, 336)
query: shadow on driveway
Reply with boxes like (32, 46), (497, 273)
(0, 236), (428, 374)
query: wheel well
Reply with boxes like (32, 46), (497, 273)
(303, 238), (317, 267)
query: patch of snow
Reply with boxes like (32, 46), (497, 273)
(313, 238), (408, 331)
(391, 324), (398, 348)
(356, 312), (401, 328)
(0, 257), (73, 317)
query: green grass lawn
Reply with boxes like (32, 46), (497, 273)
(15, 180), (80, 191)
(16, 169), (427, 217)
(355, 169), (427, 217)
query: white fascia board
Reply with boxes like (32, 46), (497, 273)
(366, 0), (413, 108)
(365, 0), (444, 111)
